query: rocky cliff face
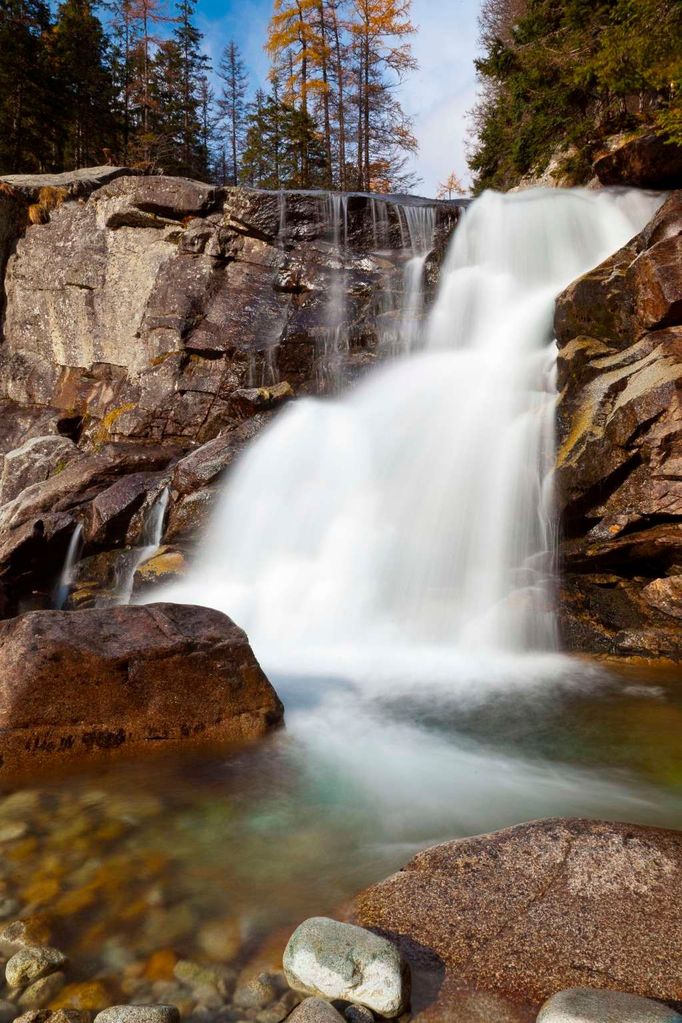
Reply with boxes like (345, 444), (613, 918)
(0, 169), (460, 614)
(555, 192), (682, 659)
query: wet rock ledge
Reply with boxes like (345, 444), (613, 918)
(0, 603), (283, 776)
(555, 191), (682, 660)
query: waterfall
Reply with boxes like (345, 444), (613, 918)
(153, 188), (660, 677)
(399, 205), (436, 351)
(54, 523), (83, 609)
(370, 198), (390, 250)
(320, 193), (350, 390)
(118, 487), (169, 605)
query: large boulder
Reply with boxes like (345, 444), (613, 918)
(0, 602), (283, 776)
(351, 818), (682, 1007)
(555, 192), (682, 658)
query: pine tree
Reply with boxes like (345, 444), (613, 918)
(266, 0), (325, 183)
(348, 0), (418, 191)
(240, 88), (327, 189)
(197, 74), (218, 179)
(109, 0), (138, 162)
(127, 0), (173, 164)
(51, 0), (118, 168)
(172, 0), (210, 176)
(0, 0), (52, 171)
(437, 172), (464, 199)
(217, 40), (248, 185)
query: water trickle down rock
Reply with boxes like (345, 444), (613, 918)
(0, 175), (459, 613)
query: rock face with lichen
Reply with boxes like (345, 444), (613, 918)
(0, 169), (461, 615)
(351, 818), (682, 1007)
(555, 192), (682, 659)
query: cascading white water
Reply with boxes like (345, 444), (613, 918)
(117, 487), (169, 605)
(321, 193), (350, 389)
(399, 205), (436, 350)
(54, 523), (83, 609)
(153, 188), (660, 681)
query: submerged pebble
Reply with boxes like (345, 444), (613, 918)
(17, 971), (66, 1010)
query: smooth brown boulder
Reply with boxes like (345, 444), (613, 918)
(351, 818), (682, 1007)
(0, 602), (283, 775)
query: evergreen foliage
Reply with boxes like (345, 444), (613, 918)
(0, 0), (420, 191)
(470, 0), (682, 191)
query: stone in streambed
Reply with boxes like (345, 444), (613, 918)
(173, 960), (235, 997)
(18, 974), (66, 1010)
(232, 972), (281, 1010)
(283, 918), (407, 1018)
(287, 1000), (345, 1023)
(5, 947), (67, 989)
(0, 920), (52, 957)
(344, 1008), (373, 1023)
(537, 989), (682, 1023)
(94, 1009), (179, 1023)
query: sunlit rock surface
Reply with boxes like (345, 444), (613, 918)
(352, 818), (682, 1005)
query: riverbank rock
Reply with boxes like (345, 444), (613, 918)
(537, 989), (682, 1023)
(351, 818), (682, 1006)
(555, 191), (682, 659)
(283, 918), (407, 1018)
(0, 602), (283, 776)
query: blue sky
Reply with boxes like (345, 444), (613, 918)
(195, 0), (482, 196)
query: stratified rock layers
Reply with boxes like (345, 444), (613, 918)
(555, 193), (682, 659)
(0, 602), (283, 774)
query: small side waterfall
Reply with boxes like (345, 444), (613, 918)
(118, 487), (170, 605)
(156, 188), (659, 679)
(399, 205), (436, 351)
(370, 198), (390, 249)
(321, 193), (350, 390)
(54, 523), (83, 609)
